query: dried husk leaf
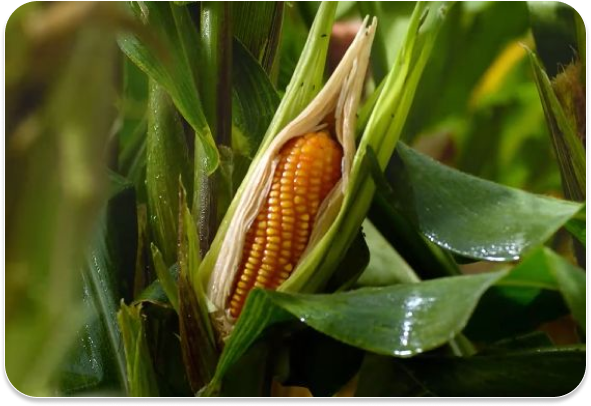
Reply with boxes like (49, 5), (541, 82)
(206, 18), (377, 337)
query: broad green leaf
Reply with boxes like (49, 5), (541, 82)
(527, 48), (585, 201)
(231, 39), (281, 159)
(270, 272), (505, 356)
(118, 2), (219, 174)
(385, 142), (582, 261)
(367, 147), (461, 280)
(466, 247), (585, 341)
(118, 303), (159, 397)
(356, 347), (586, 396)
(146, 82), (191, 265)
(207, 271), (505, 393)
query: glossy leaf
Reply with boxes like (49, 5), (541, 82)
(385, 142), (582, 261)
(208, 271), (506, 393)
(356, 347), (585, 397)
(118, 2), (219, 174)
(367, 147), (462, 280)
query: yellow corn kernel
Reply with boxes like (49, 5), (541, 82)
(228, 131), (342, 318)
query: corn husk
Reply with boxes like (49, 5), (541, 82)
(207, 17), (377, 336)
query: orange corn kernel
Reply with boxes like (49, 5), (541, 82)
(228, 131), (343, 318)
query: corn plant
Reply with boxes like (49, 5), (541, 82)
(5, 1), (586, 397)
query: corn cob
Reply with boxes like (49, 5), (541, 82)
(205, 18), (376, 338)
(228, 131), (343, 317)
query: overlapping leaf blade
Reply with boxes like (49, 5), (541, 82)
(384, 142), (582, 261)
(208, 271), (505, 393)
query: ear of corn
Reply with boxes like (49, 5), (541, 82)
(204, 17), (377, 338)
(228, 131), (343, 318)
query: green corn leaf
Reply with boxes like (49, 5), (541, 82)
(366, 146), (462, 281)
(207, 271), (505, 394)
(384, 142), (582, 261)
(118, 2), (219, 174)
(356, 347), (585, 397)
